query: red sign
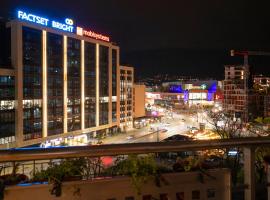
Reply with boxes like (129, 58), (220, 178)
(77, 27), (110, 42)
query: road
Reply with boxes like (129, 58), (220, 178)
(102, 112), (218, 144)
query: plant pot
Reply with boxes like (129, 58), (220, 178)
(0, 174), (29, 186)
(63, 175), (82, 182)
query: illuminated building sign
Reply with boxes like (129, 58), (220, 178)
(17, 10), (74, 33)
(200, 84), (207, 90)
(169, 85), (183, 93)
(76, 27), (110, 42)
(17, 10), (111, 42)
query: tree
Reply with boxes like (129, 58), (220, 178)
(207, 110), (243, 185)
(263, 117), (270, 124)
(207, 110), (243, 139)
(255, 117), (263, 124)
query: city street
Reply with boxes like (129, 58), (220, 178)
(102, 112), (218, 144)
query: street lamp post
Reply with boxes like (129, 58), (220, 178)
(157, 127), (160, 142)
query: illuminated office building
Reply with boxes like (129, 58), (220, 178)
(0, 10), (120, 147)
(120, 66), (134, 131)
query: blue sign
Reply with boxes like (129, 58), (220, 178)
(169, 85), (183, 93)
(17, 10), (74, 33)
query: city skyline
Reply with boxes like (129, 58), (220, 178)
(0, 3), (270, 200)
(1, 0), (270, 79)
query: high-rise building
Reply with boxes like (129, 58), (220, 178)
(120, 66), (134, 131)
(223, 65), (249, 121)
(0, 10), (121, 147)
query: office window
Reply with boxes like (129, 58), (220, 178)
(0, 22), (11, 68)
(142, 195), (152, 200)
(160, 193), (169, 200)
(125, 197), (134, 200)
(0, 76), (15, 141)
(22, 26), (42, 140)
(84, 42), (96, 128)
(112, 49), (117, 122)
(47, 32), (63, 136)
(112, 49), (117, 96)
(192, 190), (200, 200)
(207, 189), (216, 198)
(176, 192), (184, 200)
(67, 37), (81, 132)
(99, 45), (109, 125)
(112, 102), (117, 123)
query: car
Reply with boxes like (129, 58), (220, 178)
(191, 126), (198, 130)
(190, 127), (199, 134)
(126, 136), (134, 140)
(164, 123), (171, 127)
(160, 129), (168, 133)
(163, 134), (192, 141)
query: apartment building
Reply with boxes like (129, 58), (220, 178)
(223, 65), (249, 121)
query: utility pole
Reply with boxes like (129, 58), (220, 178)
(157, 127), (160, 142)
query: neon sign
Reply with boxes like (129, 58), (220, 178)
(17, 10), (74, 33)
(76, 27), (110, 42)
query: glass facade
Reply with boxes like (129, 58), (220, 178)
(84, 42), (96, 128)
(22, 27), (42, 140)
(0, 21), (11, 68)
(112, 49), (117, 123)
(2, 22), (121, 143)
(120, 68), (133, 126)
(99, 45), (109, 125)
(47, 33), (63, 136)
(120, 70), (125, 123)
(67, 37), (81, 132)
(0, 76), (15, 144)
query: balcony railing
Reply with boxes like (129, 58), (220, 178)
(0, 137), (270, 200)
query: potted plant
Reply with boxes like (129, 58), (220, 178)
(105, 154), (169, 194)
(32, 158), (87, 197)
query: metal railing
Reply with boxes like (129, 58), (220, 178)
(0, 137), (269, 200)
(0, 137), (269, 162)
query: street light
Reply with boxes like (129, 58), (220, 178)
(157, 127), (160, 142)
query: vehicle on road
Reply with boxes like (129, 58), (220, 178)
(162, 134), (193, 142)
(190, 127), (199, 134)
(126, 135), (134, 140)
(160, 129), (168, 133)
(164, 123), (171, 127)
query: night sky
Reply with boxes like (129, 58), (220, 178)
(1, 0), (270, 79)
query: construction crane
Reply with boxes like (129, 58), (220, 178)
(230, 50), (270, 66)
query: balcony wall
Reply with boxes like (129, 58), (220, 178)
(4, 169), (230, 200)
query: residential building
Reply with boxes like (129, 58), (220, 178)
(223, 65), (249, 121)
(253, 74), (270, 92)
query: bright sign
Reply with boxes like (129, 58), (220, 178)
(76, 26), (110, 42)
(17, 10), (74, 33)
